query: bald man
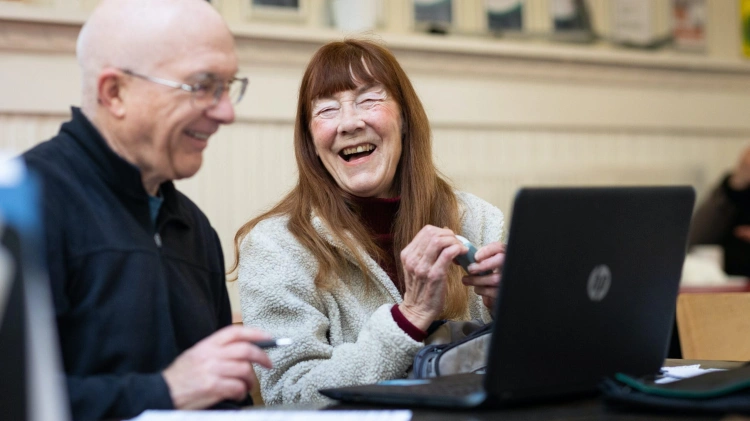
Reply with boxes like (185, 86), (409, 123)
(21, 1), (272, 419)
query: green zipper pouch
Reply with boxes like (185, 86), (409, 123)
(615, 365), (750, 399)
(603, 365), (750, 415)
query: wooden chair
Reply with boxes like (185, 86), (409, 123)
(676, 293), (750, 361)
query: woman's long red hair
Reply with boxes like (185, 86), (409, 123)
(231, 39), (468, 319)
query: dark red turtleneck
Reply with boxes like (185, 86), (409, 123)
(352, 195), (403, 293)
(352, 196), (427, 341)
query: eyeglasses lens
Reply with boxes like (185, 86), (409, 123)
(190, 79), (247, 109)
(228, 79), (246, 105)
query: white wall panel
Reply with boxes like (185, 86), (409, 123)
(4, 5), (750, 313)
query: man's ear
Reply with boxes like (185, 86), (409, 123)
(97, 69), (127, 118)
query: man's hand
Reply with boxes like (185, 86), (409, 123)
(728, 147), (750, 191)
(162, 325), (273, 410)
(735, 225), (750, 243)
(461, 242), (505, 310)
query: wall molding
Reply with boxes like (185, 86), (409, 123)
(3, 2), (750, 92)
(6, 110), (750, 138)
(3, 3), (750, 306)
(0, 20), (79, 53)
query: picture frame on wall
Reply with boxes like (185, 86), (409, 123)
(330, 0), (382, 33)
(246, 0), (309, 22)
(549, 0), (595, 43)
(414, 0), (453, 34)
(672, 0), (706, 52)
(486, 0), (524, 34)
(610, 0), (661, 48)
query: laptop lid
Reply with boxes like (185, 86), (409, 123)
(485, 186), (695, 401)
(320, 186), (695, 407)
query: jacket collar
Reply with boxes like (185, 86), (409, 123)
(311, 211), (402, 303)
(309, 194), (470, 304)
(60, 107), (192, 229)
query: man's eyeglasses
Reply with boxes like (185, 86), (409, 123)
(120, 69), (248, 109)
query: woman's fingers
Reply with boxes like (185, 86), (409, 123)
(462, 273), (500, 287)
(734, 225), (750, 243)
(400, 226), (469, 325)
(467, 242), (506, 274)
(467, 252), (504, 274)
(401, 226), (464, 277)
(463, 273), (500, 311)
(472, 285), (499, 299)
(474, 241), (506, 261)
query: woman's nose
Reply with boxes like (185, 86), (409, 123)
(337, 103), (365, 134)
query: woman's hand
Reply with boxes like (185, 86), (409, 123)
(461, 242), (505, 310)
(399, 225), (466, 331)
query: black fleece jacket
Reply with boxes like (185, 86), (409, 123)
(23, 108), (233, 420)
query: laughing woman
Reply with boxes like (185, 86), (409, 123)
(234, 39), (505, 405)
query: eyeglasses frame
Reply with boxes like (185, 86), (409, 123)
(119, 68), (248, 108)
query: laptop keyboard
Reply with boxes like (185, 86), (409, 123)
(320, 374), (487, 407)
(401, 382), (483, 397)
(386, 374), (484, 397)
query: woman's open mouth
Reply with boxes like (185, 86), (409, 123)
(340, 144), (376, 162)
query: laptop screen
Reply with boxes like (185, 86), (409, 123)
(485, 186), (694, 399)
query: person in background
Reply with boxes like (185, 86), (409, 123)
(690, 146), (750, 277)
(234, 39), (505, 404)
(22, 0), (272, 419)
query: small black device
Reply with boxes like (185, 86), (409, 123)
(454, 235), (492, 276)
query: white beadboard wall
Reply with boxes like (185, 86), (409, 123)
(3, 3), (750, 312)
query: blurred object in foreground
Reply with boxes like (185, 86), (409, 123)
(0, 153), (70, 421)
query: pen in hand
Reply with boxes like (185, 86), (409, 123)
(251, 338), (293, 349)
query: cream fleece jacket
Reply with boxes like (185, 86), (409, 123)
(238, 191), (504, 405)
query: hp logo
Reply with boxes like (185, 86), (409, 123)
(587, 265), (611, 302)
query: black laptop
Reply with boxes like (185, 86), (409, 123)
(320, 186), (695, 408)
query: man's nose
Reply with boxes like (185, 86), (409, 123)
(206, 91), (236, 124)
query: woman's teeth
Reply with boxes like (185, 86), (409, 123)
(342, 144), (374, 156)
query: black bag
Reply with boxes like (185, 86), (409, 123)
(410, 320), (493, 379)
(602, 364), (750, 415)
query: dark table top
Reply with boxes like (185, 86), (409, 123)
(262, 359), (747, 421)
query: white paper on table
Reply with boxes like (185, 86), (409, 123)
(657, 364), (726, 384)
(129, 409), (412, 421)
